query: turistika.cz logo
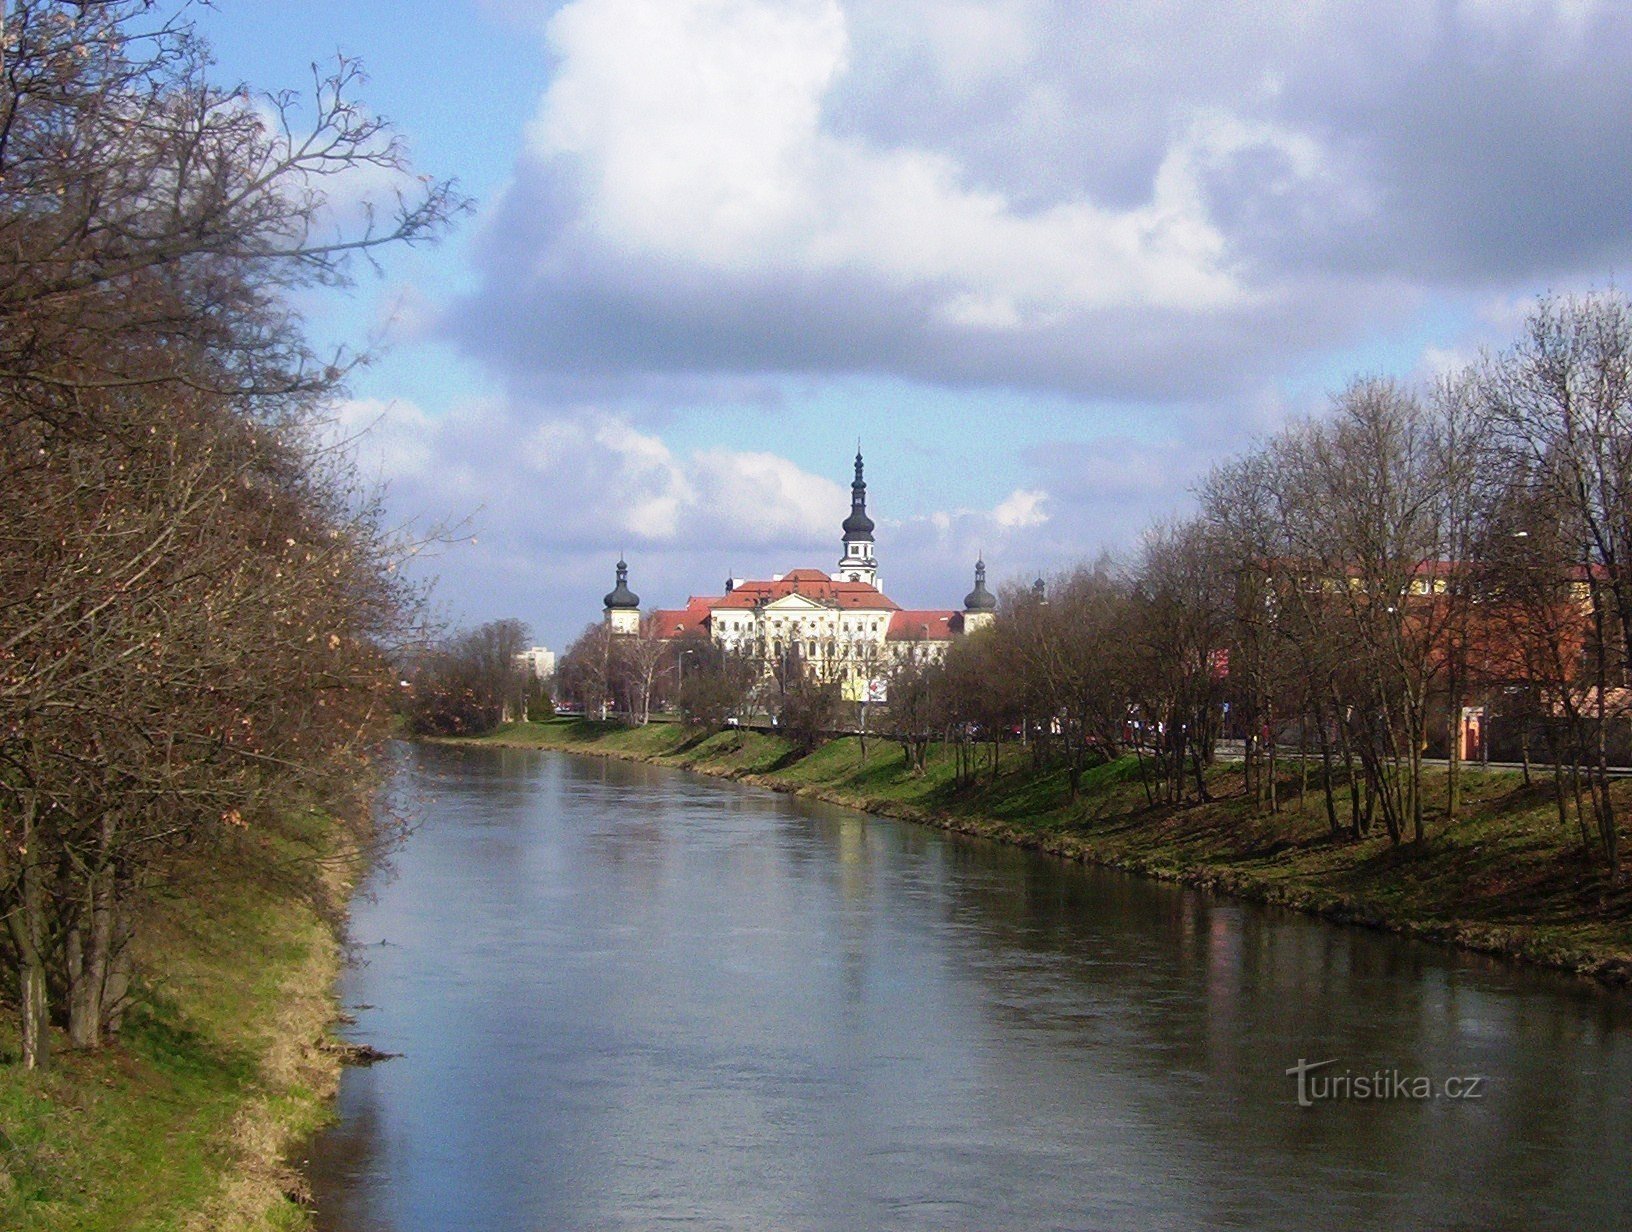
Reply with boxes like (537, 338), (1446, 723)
(1285, 1058), (1486, 1108)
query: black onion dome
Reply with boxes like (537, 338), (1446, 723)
(842, 449), (875, 539)
(603, 559), (640, 609)
(963, 559), (997, 611)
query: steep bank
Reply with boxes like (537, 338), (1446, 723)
(0, 812), (362, 1231)
(465, 719), (1632, 987)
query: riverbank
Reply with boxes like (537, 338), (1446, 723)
(0, 811), (362, 1230)
(466, 718), (1632, 987)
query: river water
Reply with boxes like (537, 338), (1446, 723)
(307, 742), (1632, 1232)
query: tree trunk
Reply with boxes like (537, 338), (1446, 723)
(1410, 724), (1425, 845)
(1245, 716), (1260, 812)
(1543, 720), (1570, 834)
(1297, 717), (1308, 812)
(103, 910), (135, 1036)
(8, 795), (52, 1069)
(1132, 740), (1154, 807)
(1594, 690), (1619, 877)
(1266, 724), (1278, 815)
(1446, 673), (1462, 822)
(1316, 703), (1341, 837)
(68, 859), (117, 1050)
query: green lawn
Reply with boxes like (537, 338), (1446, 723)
(0, 814), (353, 1230)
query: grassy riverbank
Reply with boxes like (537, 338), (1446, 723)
(468, 718), (1632, 986)
(0, 812), (359, 1231)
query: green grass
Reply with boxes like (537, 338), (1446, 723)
(0, 816), (353, 1230)
(471, 718), (1632, 983)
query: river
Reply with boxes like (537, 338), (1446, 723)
(307, 742), (1632, 1231)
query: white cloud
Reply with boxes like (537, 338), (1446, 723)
(1460, 0), (1605, 39)
(452, 0), (1632, 402)
(524, 0), (1251, 325)
(914, 0), (1033, 95)
(992, 488), (1050, 529)
(333, 396), (845, 553)
(690, 449), (848, 543)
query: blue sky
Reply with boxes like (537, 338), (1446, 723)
(198, 1), (1632, 648)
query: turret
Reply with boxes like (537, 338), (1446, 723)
(603, 558), (641, 636)
(962, 557), (997, 631)
(834, 449), (879, 588)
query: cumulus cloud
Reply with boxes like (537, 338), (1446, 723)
(992, 488), (1049, 529)
(333, 395), (1100, 639)
(446, 0), (1632, 402)
(339, 397), (851, 552)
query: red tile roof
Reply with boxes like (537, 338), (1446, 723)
(650, 597), (719, 638)
(887, 610), (959, 641)
(709, 570), (901, 611)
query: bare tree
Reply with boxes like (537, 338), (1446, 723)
(1475, 293), (1632, 874)
(0, 1), (464, 405)
(881, 643), (942, 774)
(556, 623), (615, 720)
(999, 563), (1134, 800)
(675, 637), (759, 729)
(0, 2), (456, 1067)
(401, 620), (531, 736)
(610, 619), (669, 724)
(1129, 522), (1232, 805)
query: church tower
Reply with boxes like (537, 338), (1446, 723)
(962, 557), (997, 632)
(602, 558), (641, 636)
(834, 450), (879, 589)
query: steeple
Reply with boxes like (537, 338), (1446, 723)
(835, 447), (879, 588)
(603, 557), (641, 635)
(842, 448), (874, 539)
(963, 557), (996, 612)
(961, 555), (997, 632)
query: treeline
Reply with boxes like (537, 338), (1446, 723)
(556, 624), (843, 749)
(0, 3), (457, 1068)
(897, 294), (1632, 878)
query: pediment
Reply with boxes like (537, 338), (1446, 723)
(762, 593), (832, 612)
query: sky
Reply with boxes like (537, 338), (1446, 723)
(199, 0), (1632, 649)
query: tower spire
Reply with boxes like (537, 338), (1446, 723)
(835, 448), (878, 588)
(963, 555), (996, 615)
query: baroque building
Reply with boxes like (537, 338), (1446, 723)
(603, 452), (997, 699)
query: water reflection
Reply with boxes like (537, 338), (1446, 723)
(310, 743), (1632, 1232)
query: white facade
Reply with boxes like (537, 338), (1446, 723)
(515, 646), (556, 679)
